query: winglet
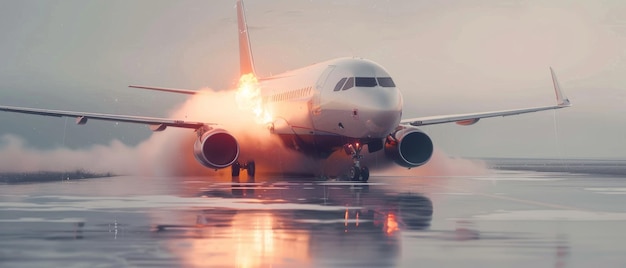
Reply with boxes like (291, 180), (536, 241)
(550, 67), (571, 107)
(237, 0), (257, 77)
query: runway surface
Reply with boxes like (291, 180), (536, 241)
(1, 162), (626, 267)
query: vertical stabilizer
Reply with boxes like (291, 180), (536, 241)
(237, 0), (257, 76)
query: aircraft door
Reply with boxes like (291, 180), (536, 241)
(311, 65), (335, 125)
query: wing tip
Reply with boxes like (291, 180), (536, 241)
(549, 67), (571, 107)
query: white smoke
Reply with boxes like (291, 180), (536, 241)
(374, 149), (489, 177)
(0, 134), (138, 174)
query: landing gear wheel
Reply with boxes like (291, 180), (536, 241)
(246, 161), (256, 177)
(231, 162), (241, 177)
(349, 166), (361, 181)
(360, 166), (370, 182)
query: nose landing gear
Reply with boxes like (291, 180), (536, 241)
(344, 143), (370, 182)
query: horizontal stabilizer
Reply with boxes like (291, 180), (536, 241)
(129, 85), (198, 95)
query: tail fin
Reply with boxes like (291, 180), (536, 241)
(237, 0), (257, 76)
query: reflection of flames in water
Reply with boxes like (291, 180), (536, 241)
(384, 213), (399, 235)
(235, 73), (272, 124)
(174, 212), (310, 267)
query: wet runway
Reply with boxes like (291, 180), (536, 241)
(1, 165), (626, 267)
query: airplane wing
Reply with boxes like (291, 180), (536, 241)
(0, 105), (208, 131)
(129, 85), (198, 95)
(400, 68), (571, 127)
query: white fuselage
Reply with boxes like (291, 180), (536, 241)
(258, 57), (403, 157)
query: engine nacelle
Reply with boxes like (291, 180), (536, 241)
(384, 127), (433, 168)
(193, 128), (239, 169)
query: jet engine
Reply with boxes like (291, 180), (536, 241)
(193, 128), (239, 169)
(384, 127), (433, 168)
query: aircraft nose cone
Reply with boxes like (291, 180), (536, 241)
(358, 89), (402, 136)
(365, 110), (401, 135)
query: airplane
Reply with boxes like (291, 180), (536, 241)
(0, 0), (570, 182)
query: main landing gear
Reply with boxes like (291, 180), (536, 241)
(344, 143), (369, 182)
(231, 160), (255, 180)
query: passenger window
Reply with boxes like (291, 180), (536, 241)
(334, 78), (347, 91)
(377, 77), (396, 87)
(355, 77), (377, 87)
(342, 77), (354, 90)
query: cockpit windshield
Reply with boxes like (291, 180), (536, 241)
(333, 77), (347, 91)
(355, 77), (377, 87)
(377, 77), (396, 87)
(342, 77), (354, 90)
(333, 77), (396, 91)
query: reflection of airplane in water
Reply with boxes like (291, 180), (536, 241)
(154, 180), (433, 267)
(226, 180), (434, 231)
(150, 176), (572, 267)
(0, 0), (570, 181)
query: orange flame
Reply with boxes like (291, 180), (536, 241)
(235, 73), (272, 124)
(385, 212), (399, 235)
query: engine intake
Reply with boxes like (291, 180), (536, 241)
(384, 127), (433, 168)
(193, 128), (239, 169)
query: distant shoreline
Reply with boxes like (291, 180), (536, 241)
(482, 158), (626, 176)
(0, 170), (115, 184)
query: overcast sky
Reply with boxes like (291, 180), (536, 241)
(0, 0), (625, 159)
